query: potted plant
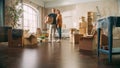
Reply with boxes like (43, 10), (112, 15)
(6, 0), (23, 28)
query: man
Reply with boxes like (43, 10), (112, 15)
(56, 9), (62, 42)
(47, 8), (57, 42)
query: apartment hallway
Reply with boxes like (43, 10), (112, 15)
(0, 39), (120, 68)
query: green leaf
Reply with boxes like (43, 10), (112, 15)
(6, 0), (23, 28)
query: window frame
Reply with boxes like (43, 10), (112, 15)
(22, 3), (40, 33)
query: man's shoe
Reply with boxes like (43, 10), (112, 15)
(56, 39), (61, 43)
(52, 40), (56, 42)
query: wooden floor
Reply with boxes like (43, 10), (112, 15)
(0, 38), (120, 68)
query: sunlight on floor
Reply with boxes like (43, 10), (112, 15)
(20, 49), (39, 68)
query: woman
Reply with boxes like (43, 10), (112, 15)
(56, 9), (62, 42)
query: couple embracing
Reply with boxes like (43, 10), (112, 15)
(45, 8), (62, 43)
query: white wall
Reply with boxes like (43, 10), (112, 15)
(61, 5), (76, 29)
(46, 0), (119, 29)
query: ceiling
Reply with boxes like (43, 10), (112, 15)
(32, 0), (99, 7)
(42, 0), (99, 8)
(41, 0), (57, 3)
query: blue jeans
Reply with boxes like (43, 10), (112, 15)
(57, 27), (62, 39)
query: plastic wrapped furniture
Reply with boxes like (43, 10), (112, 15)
(8, 29), (23, 47)
(8, 29), (38, 47)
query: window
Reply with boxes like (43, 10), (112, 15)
(22, 4), (39, 33)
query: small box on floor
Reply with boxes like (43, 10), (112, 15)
(73, 34), (83, 44)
